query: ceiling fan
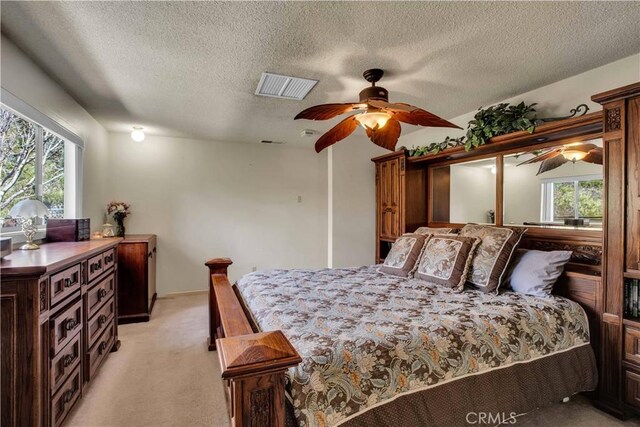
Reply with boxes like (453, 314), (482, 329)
(517, 142), (603, 175)
(294, 68), (461, 153)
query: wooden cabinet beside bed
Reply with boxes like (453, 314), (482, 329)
(374, 151), (428, 262)
(592, 82), (640, 417)
(0, 239), (121, 427)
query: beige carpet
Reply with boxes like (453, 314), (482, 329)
(66, 293), (638, 427)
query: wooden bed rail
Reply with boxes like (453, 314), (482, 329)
(206, 258), (301, 427)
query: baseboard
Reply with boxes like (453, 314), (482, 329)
(160, 289), (208, 298)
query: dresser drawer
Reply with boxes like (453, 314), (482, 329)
(625, 326), (640, 366)
(50, 264), (81, 308)
(87, 273), (115, 319)
(87, 325), (114, 381)
(87, 252), (104, 283)
(50, 332), (81, 394)
(87, 296), (114, 348)
(102, 248), (116, 271)
(50, 299), (82, 356)
(51, 364), (82, 427)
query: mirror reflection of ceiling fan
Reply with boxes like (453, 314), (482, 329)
(294, 68), (461, 153)
(517, 142), (603, 175)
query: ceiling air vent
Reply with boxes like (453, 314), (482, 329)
(255, 72), (318, 100)
(260, 140), (285, 144)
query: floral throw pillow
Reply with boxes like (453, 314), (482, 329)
(459, 224), (527, 293)
(379, 234), (427, 277)
(414, 235), (481, 291)
(413, 227), (455, 236)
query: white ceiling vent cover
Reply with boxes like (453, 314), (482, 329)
(255, 72), (318, 100)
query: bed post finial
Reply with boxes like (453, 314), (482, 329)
(218, 331), (301, 427)
(205, 258), (233, 350)
(206, 257), (233, 275)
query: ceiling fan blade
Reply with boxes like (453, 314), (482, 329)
(295, 103), (365, 121)
(583, 147), (603, 165)
(365, 119), (402, 151)
(314, 115), (359, 153)
(368, 100), (460, 129)
(392, 109), (461, 129)
(537, 155), (569, 175)
(516, 148), (562, 166)
(367, 100), (416, 112)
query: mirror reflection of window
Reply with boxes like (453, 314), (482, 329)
(503, 138), (603, 229)
(431, 158), (497, 224)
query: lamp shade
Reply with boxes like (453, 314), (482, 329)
(9, 199), (50, 218)
(355, 112), (391, 130)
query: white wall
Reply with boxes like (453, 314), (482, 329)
(106, 133), (328, 293)
(0, 35), (109, 231)
(331, 136), (386, 267)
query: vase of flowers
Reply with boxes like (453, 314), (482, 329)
(107, 201), (131, 237)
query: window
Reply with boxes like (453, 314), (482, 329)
(541, 175), (603, 223)
(1, 107), (79, 230)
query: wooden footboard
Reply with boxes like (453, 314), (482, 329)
(206, 258), (301, 427)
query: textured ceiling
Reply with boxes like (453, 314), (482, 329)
(1, 1), (639, 145)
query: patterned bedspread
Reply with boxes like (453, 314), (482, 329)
(235, 265), (591, 427)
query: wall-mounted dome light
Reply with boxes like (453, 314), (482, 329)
(131, 127), (145, 142)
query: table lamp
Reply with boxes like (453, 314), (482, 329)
(8, 199), (50, 250)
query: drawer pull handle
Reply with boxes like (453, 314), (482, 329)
(98, 288), (108, 300)
(64, 278), (72, 288)
(90, 261), (102, 273)
(98, 314), (108, 327)
(64, 318), (78, 331)
(62, 354), (76, 368)
(98, 341), (108, 355)
(62, 387), (77, 406)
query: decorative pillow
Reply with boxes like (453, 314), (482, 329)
(506, 249), (573, 296)
(414, 227), (455, 236)
(414, 235), (481, 291)
(459, 224), (527, 293)
(379, 234), (427, 277)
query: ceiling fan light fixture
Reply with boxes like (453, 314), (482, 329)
(562, 149), (588, 162)
(356, 112), (391, 130)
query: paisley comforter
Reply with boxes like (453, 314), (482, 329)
(235, 265), (591, 427)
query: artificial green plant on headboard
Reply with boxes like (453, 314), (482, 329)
(408, 102), (538, 157)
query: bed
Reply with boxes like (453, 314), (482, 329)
(210, 261), (597, 427)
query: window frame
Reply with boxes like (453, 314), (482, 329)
(541, 174), (603, 222)
(1, 89), (84, 236)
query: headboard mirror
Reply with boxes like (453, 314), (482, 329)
(428, 136), (603, 232)
(431, 157), (497, 224)
(503, 138), (603, 230)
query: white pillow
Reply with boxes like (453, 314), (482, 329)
(506, 249), (572, 296)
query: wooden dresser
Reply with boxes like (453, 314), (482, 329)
(117, 234), (157, 324)
(0, 239), (121, 427)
